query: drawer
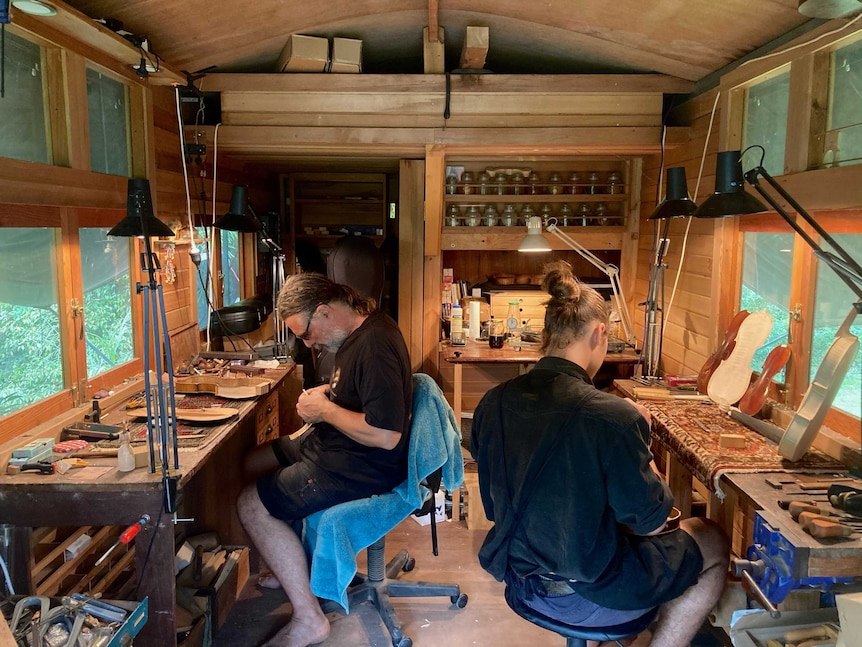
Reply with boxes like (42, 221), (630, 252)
(255, 390), (278, 427)
(255, 390), (279, 444)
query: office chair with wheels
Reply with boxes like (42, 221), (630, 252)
(504, 584), (657, 647)
(302, 373), (467, 647)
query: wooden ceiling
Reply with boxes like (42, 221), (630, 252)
(62, 0), (820, 83)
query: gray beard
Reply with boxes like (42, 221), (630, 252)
(319, 327), (350, 353)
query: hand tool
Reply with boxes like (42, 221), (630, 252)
(18, 457), (87, 474)
(787, 501), (859, 522)
(94, 514), (150, 566)
(796, 511), (861, 539)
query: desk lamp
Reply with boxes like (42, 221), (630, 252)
(693, 147), (861, 469)
(640, 167), (700, 379)
(216, 185), (290, 359)
(517, 216), (637, 348)
(108, 178), (181, 511)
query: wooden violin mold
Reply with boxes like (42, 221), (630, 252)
(174, 375), (272, 399)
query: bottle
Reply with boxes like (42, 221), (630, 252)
(117, 432), (135, 472)
(489, 316), (505, 348)
(450, 304), (465, 345)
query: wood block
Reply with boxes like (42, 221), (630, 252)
(719, 433), (746, 449)
(460, 26), (489, 70)
(463, 471), (493, 531)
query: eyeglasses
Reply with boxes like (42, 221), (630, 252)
(295, 304), (321, 341)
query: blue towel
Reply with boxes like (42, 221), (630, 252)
(302, 373), (464, 611)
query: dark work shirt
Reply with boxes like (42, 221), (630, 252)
(470, 356), (672, 584)
(301, 312), (412, 495)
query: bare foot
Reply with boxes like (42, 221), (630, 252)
(258, 573), (282, 590)
(263, 614), (330, 647)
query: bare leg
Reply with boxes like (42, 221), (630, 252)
(237, 485), (329, 647)
(650, 518), (729, 647)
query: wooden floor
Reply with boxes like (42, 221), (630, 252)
(213, 515), (731, 647)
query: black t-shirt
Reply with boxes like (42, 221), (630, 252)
(300, 311), (413, 496)
(470, 356), (672, 584)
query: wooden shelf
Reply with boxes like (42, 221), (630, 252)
(444, 193), (625, 203)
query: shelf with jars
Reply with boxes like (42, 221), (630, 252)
(443, 163), (627, 230)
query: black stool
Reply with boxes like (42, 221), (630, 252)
(504, 585), (658, 647)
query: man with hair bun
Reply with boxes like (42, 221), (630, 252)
(471, 260), (728, 647)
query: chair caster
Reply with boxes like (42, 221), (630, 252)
(451, 592), (469, 608)
(402, 556), (415, 572)
(393, 636), (413, 647)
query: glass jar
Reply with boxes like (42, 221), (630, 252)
(520, 203), (535, 224)
(494, 172), (508, 195)
(446, 204), (461, 227)
(558, 203), (573, 227)
(445, 174), (458, 195)
(595, 202), (609, 226)
(527, 172), (542, 195)
(587, 171), (603, 195)
(483, 204), (498, 227)
(478, 171), (491, 196)
(539, 203), (554, 225)
(567, 171), (582, 195)
(577, 202), (592, 226)
(548, 172), (563, 195)
(500, 204), (518, 227)
(461, 171), (474, 195)
(510, 171), (524, 195)
(607, 171), (623, 195)
(464, 205), (480, 227)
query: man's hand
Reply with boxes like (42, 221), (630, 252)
(296, 385), (332, 423)
(624, 397), (652, 427)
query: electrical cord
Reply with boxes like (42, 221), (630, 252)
(0, 552), (15, 596)
(174, 86), (201, 267)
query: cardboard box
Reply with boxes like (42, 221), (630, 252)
(729, 607), (839, 647)
(329, 37), (362, 73)
(277, 34), (328, 73)
(837, 592), (862, 647)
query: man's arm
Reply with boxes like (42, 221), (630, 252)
(297, 386), (401, 449)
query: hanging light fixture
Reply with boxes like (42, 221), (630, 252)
(11, 0), (57, 16)
(108, 178), (175, 238)
(648, 167), (699, 220)
(797, 0), (862, 18)
(214, 185), (263, 232)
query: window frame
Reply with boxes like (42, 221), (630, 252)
(718, 27), (862, 440)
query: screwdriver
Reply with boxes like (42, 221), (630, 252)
(94, 514), (150, 566)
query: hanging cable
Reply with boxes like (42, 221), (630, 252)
(173, 85), (201, 266)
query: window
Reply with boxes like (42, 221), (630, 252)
(739, 232), (794, 382)
(195, 227), (242, 331)
(221, 230), (241, 307)
(0, 30), (50, 164)
(827, 38), (862, 167)
(0, 228), (63, 415)
(811, 234), (862, 418)
(86, 67), (131, 176)
(81, 228), (134, 378)
(742, 71), (790, 176)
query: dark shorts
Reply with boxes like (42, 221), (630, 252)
(256, 435), (350, 524)
(571, 527), (704, 611)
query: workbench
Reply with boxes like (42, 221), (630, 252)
(0, 364), (301, 647)
(441, 340), (640, 423)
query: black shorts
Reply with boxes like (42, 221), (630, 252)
(256, 435), (349, 524)
(571, 528), (704, 611)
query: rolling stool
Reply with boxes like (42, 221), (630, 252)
(504, 585), (658, 647)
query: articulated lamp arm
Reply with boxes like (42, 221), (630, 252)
(546, 222), (636, 347)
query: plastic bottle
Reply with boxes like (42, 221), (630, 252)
(450, 304), (465, 345)
(117, 432), (135, 472)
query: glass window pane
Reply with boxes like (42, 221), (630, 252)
(0, 31), (49, 164)
(743, 72), (790, 177)
(0, 228), (63, 415)
(811, 234), (862, 418)
(739, 232), (794, 380)
(82, 228), (134, 377)
(828, 38), (862, 167)
(86, 68), (131, 176)
(196, 228), (212, 330)
(221, 230), (241, 306)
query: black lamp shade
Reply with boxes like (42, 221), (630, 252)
(648, 167), (698, 220)
(693, 150), (768, 218)
(108, 178), (175, 237)
(214, 185), (263, 232)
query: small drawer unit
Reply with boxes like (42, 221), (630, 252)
(255, 389), (280, 444)
(489, 291), (548, 331)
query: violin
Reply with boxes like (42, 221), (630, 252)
(778, 305), (860, 461)
(697, 310), (750, 394)
(706, 310), (774, 408)
(738, 345), (791, 415)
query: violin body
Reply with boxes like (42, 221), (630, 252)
(707, 310), (774, 408)
(697, 310), (750, 394)
(738, 345), (791, 415)
(779, 307), (860, 461)
(174, 374), (272, 399)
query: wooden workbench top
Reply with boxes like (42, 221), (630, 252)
(441, 339), (640, 364)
